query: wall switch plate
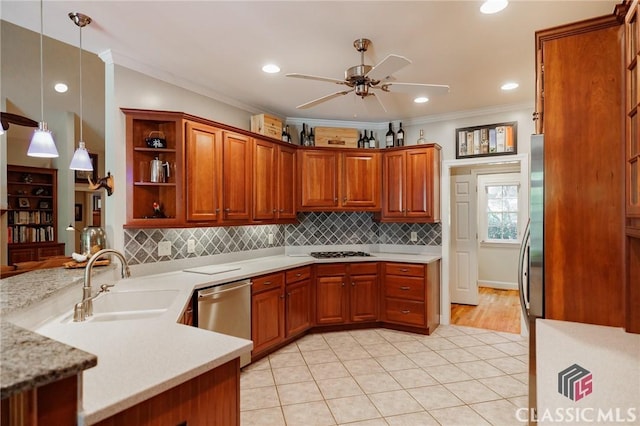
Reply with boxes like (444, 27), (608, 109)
(268, 233), (274, 245)
(158, 241), (171, 256)
(410, 231), (418, 242)
(187, 239), (196, 253)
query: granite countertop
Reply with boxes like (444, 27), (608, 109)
(0, 322), (97, 399)
(1, 247), (441, 424)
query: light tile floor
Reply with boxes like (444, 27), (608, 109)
(240, 325), (528, 426)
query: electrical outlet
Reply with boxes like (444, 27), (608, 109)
(187, 239), (196, 253)
(410, 231), (418, 242)
(158, 241), (171, 256)
(268, 233), (274, 245)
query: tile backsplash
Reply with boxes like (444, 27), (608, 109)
(124, 212), (442, 265)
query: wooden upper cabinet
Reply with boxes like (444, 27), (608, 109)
(223, 132), (252, 221)
(299, 149), (339, 209)
(381, 150), (405, 218)
(379, 145), (441, 223)
(277, 145), (297, 219)
(253, 139), (277, 220)
(298, 148), (381, 211)
(342, 152), (381, 209)
(186, 121), (222, 222)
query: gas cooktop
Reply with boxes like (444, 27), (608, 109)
(308, 251), (372, 259)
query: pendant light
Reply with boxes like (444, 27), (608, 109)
(28, 0), (59, 158)
(68, 12), (93, 171)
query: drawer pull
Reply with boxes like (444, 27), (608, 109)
(263, 281), (272, 285)
(401, 309), (411, 314)
(295, 273), (302, 277)
(400, 286), (411, 290)
(400, 268), (409, 272)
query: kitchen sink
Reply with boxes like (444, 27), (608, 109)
(58, 289), (180, 324)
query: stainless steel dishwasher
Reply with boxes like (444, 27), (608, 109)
(195, 279), (252, 367)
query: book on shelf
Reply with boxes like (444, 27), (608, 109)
(496, 126), (506, 152)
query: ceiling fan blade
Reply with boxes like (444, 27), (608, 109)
(366, 54), (411, 82)
(0, 112), (38, 128)
(369, 93), (387, 113)
(286, 73), (349, 86)
(382, 82), (450, 95)
(296, 89), (355, 109)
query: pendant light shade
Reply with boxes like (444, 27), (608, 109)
(28, 0), (59, 158)
(69, 141), (93, 170)
(68, 12), (93, 172)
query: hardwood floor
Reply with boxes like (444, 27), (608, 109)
(451, 287), (521, 334)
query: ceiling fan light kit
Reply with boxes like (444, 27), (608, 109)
(28, 0), (59, 158)
(286, 37), (449, 112)
(68, 12), (94, 171)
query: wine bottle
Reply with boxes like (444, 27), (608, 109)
(301, 123), (310, 146)
(308, 127), (315, 146)
(385, 123), (395, 148)
(397, 122), (405, 147)
(358, 132), (365, 148)
(282, 125), (289, 143)
(417, 129), (426, 145)
(286, 125), (292, 143)
(368, 130), (376, 149)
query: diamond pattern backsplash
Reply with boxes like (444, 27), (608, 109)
(124, 213), (442, 265)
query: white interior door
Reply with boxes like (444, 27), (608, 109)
(450, 174), (479, 305)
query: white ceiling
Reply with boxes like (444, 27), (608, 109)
(1, 1), (619, 123)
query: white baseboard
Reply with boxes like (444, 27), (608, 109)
(478, 280), (518, 290)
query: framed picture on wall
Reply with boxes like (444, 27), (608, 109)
(455, 121), (518, 159)
(75, 153), (99, 183)
(75, 203), (83, 222)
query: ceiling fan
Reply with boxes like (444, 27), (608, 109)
(1, 112), (38, 132)
(286, 38), (450, 112)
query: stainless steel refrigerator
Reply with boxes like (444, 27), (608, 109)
(519, 135), (640, 425)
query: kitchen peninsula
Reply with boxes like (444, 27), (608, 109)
(1, 247), (440, 425)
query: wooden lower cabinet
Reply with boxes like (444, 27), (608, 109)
(382, 261), (440, 334)
(251, 272), (285, 355)
(285, 268), (313, 338)
(1, 375), (77, 426)
(316, 263), (378, 325)
(252, 267), (313, 357)
(94, 358), (240, 426)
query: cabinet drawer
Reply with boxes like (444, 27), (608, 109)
(286, 266), (311, 283)
(316, 264), (347, 277)
(252, 272), (284, 294)
(385, 276), (425, 301)
(385, 263), (425, 277)
(385, 298), (425, 326)
(349, 262), (377, 275)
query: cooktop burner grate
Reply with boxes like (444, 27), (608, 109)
(308, 251), (372, 259)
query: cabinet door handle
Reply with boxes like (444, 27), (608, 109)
(280, 294), (285, 299)
(334, 198), (338, 203)
(287, 292), (291, 297)
(341, 282), (345, 287)
(351, 282), (355, 286)
(401, 310), (411, 314)
(400, 286), (411, 290)
(225, 208), (231, 212)
(215, 208), (220, 213)
(273, 209), (277, 213)
(279, 209), (284, 212)
(343, 197), (347, 202)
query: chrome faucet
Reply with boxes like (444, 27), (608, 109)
(74, 248), (131, 322)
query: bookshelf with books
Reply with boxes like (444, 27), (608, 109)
(5, 165), (64, 264)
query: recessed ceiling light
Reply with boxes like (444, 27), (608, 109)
(262, 64), (280, 74)
(414, 97), (429, 104)
(501, 82), (519, 91)
(54, 83), (68, 93)
(480, 0), (508, 14)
